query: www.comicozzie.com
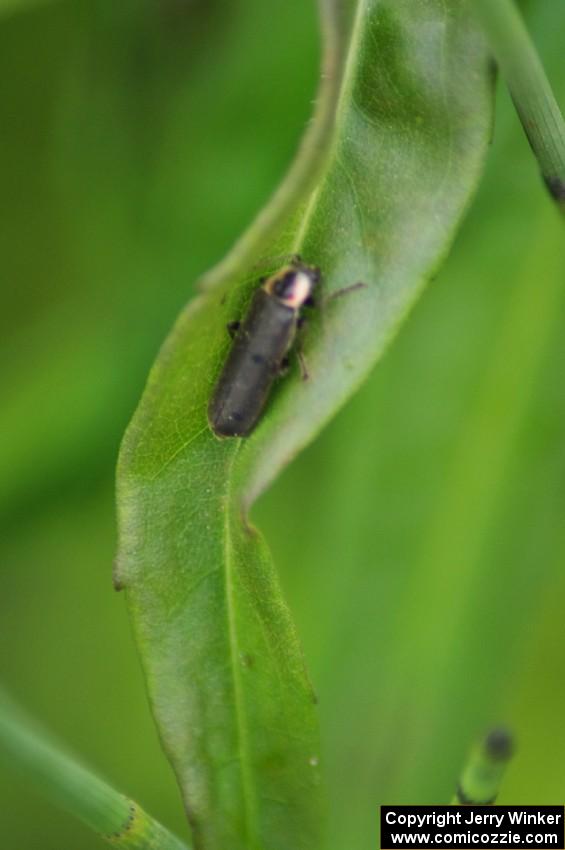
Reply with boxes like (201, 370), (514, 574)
(380, 806), (565, 848)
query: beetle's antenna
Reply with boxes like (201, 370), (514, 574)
(325, 281), (367, 304)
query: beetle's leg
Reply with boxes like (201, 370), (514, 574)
(296, 349), (310, 381)
(323, 281), (367, 306)
(226, 320), (241, 339)
(292, 320), (311, 380)
(279, 348), (309, 380)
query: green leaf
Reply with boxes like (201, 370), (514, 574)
(116, 2), (494, 849)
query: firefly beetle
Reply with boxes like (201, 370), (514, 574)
(208, 257), (320, 438)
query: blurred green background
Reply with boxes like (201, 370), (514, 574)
(1, 1), (564, 848)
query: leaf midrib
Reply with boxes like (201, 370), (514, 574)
(290, 0), (367, 259)
(224, 440), (259, 848)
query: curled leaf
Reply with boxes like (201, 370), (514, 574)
(117, 2), (494, 849)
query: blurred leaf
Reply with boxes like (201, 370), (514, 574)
(0, 0), (232, 521)
(0, 0), (50, 16)
(0, 689), (190, 850)
(117, 2), (494, 850)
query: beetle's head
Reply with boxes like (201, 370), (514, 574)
(265, 262), (320, 309)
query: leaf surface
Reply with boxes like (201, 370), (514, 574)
(116, 2), (494, 849)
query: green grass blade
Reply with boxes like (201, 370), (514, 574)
(453, 728), (514, 805)
(116, 2), (495, 849)
(0, 689), (190, 850)
(472, 0), (565, 208)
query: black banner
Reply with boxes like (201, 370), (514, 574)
(380, 805), (565, 848)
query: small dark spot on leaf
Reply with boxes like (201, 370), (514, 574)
(112, 558), (125, 592)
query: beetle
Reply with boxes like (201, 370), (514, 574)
(208, 258), (320, 438)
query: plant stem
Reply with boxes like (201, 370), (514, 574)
(0, 689), (190, 850)
(452, 728), (514, 805)
(472, 0), (565, 209)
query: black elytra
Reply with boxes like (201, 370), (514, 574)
(208, 261), (320, 438)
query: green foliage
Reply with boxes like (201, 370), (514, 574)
(453, 728), (513, 804)
(0, 2), (564, 850)
(472, 0), (565, 208)
(116, 2), (493, 849)
(0, 691), (189, 850)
